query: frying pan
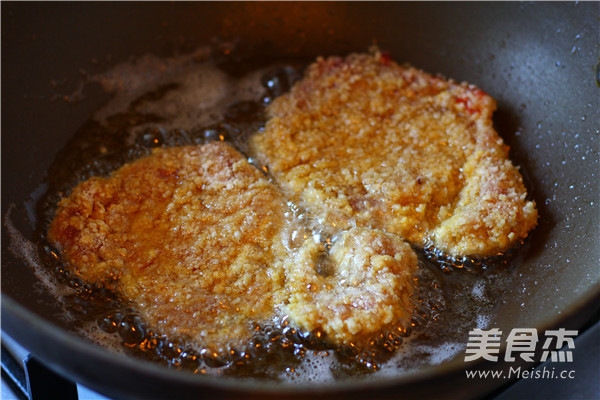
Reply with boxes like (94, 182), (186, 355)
(2, 2), (599, 399)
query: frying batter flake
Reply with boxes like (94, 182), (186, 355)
(250, 51), (537, 256)
(48, 142), (296, 351)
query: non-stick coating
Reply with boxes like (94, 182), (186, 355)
(2, 2), (599, 400)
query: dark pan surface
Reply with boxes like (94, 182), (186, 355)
(2, 2), (599, 399)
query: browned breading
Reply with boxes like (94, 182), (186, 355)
(49, 51), (538, 351)
(48, 142), (295, 351)
(250, 51), (537, 257)
(285, 228), (417, 345)
(48, 141), (420, 348)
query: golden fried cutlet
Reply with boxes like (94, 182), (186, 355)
(48, 142), (295, 351)
(285, 228), (417, 345)
(250, 51), (537, 257)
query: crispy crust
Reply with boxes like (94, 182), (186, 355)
(48, 141), (419, 348)
(48, 51), (538, 350)
(251, 51), (537, 256)
(48, 142), (294, 350)
(285, 228), (417, 345)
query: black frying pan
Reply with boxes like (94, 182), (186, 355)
(2, 2), (599, 399)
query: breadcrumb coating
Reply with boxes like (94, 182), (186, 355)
(250, 51), (537, 256)
(285, 228), (417, 345)
(48, 141), (420, 348)
(48, 143), (294, 350)
(47, 51), (538, 350)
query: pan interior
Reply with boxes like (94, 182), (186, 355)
(2, 1), (598, 395)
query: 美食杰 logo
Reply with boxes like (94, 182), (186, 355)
(464, 328), (577, 363)
(463, 328), (578, 380)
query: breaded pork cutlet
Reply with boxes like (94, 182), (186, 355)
(48, 142), (295, 351)
(49, 141), (420, 348)
(285, 228), (417, 345)
(250, 51), (537, 257)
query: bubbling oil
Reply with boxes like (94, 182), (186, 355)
(30, 47), (524, 383)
